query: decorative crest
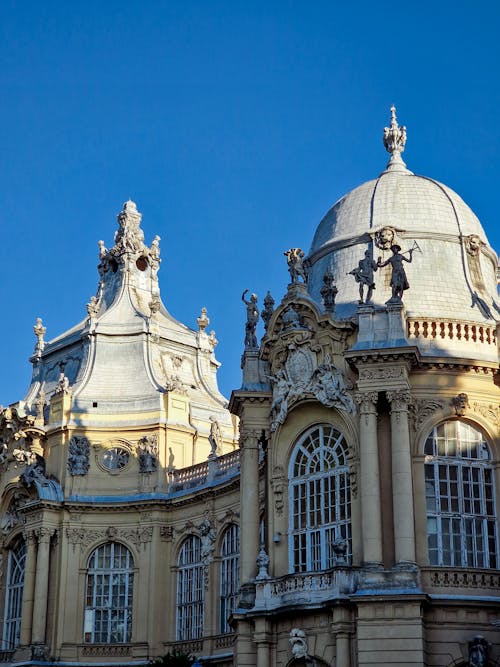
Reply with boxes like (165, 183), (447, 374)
(197, 307), (210, 332)
(33, 318), (46, 357)
(383, 105), (407, 171)
(113, 200), (145, 255)
(261, 291), (275, 331)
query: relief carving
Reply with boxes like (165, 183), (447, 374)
(68, 436), (90, 475)
(269, 346), (355, 432)
(374, 226), (396, 250)
(451, 392), (469, 417)
(271, 465), (285, 515)
(137, 435), (158, 473)
(409, 399), (445, 431)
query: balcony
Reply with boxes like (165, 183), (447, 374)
(253, 568), (359, 612)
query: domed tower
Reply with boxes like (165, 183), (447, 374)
(0, 202), (241, 664)
(231, 109), (500, 667)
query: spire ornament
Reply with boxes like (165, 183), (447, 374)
(383, 105), (408, 171)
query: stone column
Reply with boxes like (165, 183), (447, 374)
(239, 428), (261, 608)
(254, 618), (271, 667)
(336, 632), (351, 667)
(355, 392), (383, 567)
(19, 530), (37, 646)
(387, 390), (416, 565)
(31, 528), (53, 645)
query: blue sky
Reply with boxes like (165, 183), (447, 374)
(1, 1), (499, 405)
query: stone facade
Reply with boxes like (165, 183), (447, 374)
(0, 110), (499, 667)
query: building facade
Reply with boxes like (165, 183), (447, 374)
(1, 109), (499, 667)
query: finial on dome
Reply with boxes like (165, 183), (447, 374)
(383, 105), (408, 172)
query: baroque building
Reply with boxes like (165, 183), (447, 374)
(0, 109), (499, 667)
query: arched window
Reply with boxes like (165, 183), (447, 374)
(425, 421), (498, 568)
(176, 536), (204, 640)
(2, 540), (25, 650)
(219, 524), (239, 634)
(84, 542), (134, 643)
(289, 424), (351, 572)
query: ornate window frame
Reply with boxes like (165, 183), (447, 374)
(219, 524), (239, 634)
(288, 423), (351, 573)
(2, 539), (25, 650)
(84, 542), (134, 643)
(424, 420), (498, 568)
(176, 536), (204, 641)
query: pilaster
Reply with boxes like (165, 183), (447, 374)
(355, 391), (383, 568)
(387, 389), (416, 566)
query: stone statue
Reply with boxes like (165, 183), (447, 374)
(332, 536), (348, 565)
(269, 370), (290, 431)
(377, 244), (414, 303)
(468, 635), (489, 667)
(310, 354), (355, 414)
(98, 239), (108, 258)
(242, 290), (259, 349)
(256, 544), (270, 579)
(199, 517), (216, 565)
(149, 235), (161, 278)
(86, 296), (100, 318)
(208, 416), (222, 456)
(284, 248), (307, 284)
(20, 454), (47, 488)
(55, 372), (71, 394)
(261, 291), (275, 331)
(349, 250), (378, 303)
(138, 435), (158, 473)
(289, 628), (308, 660)
(320, 266), (338, 312)
(67, 436), (90, 476)
(33, 318), (46, 355)
(281, 306), (302, 331)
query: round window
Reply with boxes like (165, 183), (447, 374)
(101, 447), (130, 471)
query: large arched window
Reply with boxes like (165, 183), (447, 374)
(289, 424), (351, 572)
(84, 542), (134, 643)
(2, 540), (26, 650)
(425, 421), (498, 568)
(219, 524), (239, 634)
(176, 536), (204, 640)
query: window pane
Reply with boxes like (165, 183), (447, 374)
(424, 421), (498, 569)
(84, 542), (133, 644)
(289, 424), (351, 572)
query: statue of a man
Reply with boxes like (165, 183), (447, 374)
(349, 250), (378, 303)
(242, 290), (259, 349)
(284, 248), (307, 284)
(377, 244), (413, 302)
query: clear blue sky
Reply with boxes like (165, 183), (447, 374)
(1, 1), (499, 405)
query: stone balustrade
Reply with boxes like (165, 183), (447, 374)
(171, 449), (240, 491)
(253, 568), (359, 611)
(407, 319), (497, 347)
(421, 567), (500, 592)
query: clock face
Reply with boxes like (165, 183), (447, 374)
(101, 446), (130, 471)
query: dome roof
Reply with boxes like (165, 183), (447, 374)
(309, 170), (485, 255)
(306, 108), (499, 361)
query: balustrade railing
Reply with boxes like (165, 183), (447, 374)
(407, 319), (497, 346)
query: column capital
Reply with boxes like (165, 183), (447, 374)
(239, 427), (262, 449)
(386, 389), (412, 412)
(354, 391), (378, 413)
(22, 528), (37, 545)
(35, 527), (56, 544)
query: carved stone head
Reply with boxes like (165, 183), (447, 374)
(465, 234), (483, 256)
(374, 226), (395, 250)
